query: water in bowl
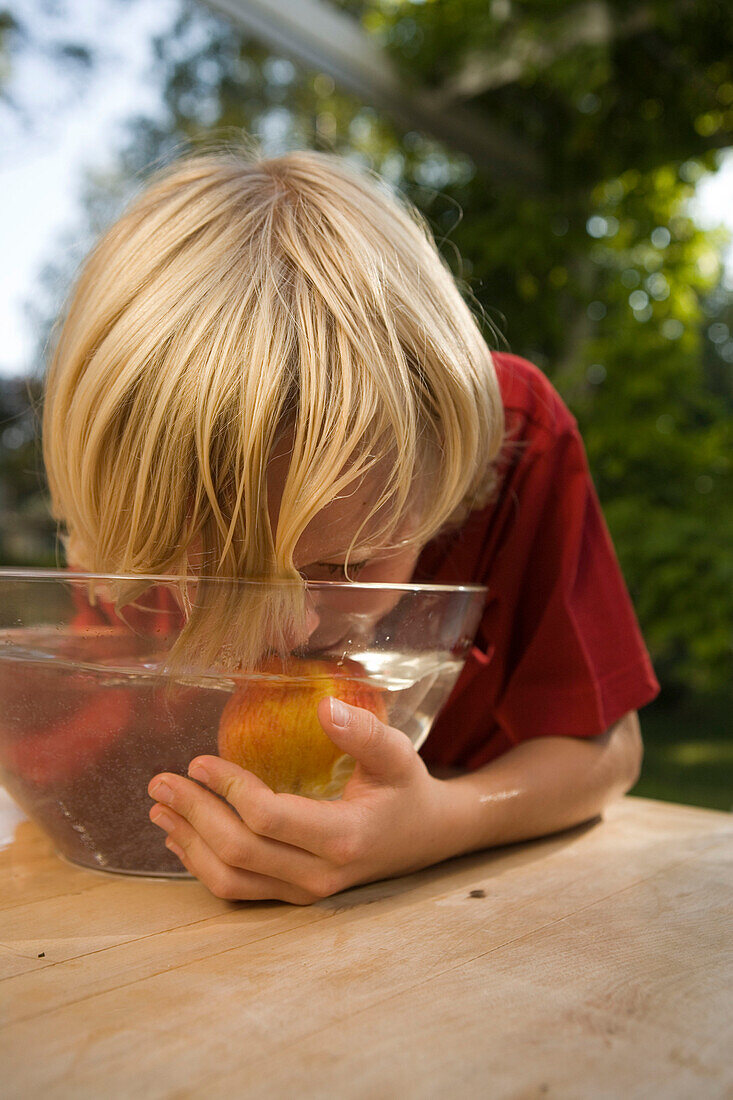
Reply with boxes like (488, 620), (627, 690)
(0, 627), (462, 876)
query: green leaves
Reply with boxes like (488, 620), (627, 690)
(6, 0), (730, 696)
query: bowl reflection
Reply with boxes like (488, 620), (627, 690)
(0, 571), (486, 876)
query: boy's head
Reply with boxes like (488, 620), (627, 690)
(43, 148), (503, 667)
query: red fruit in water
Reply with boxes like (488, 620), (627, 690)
(217, 657), (387, 798)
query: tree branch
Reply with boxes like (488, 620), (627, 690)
(199, 0), (543, 188)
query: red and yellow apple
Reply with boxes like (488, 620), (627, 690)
(217, 657), (387, 798)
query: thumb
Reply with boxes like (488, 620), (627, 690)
(318, 696), (417, 785)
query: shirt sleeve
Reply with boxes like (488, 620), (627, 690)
(489, 420), (659, 746)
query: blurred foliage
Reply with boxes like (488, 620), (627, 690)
(0, 0), (99, 124)
(0, 378), (55, 565)
(365, 0), (733, 695)
(631, 690), (732, 810)
(0, 0), (731, 701)
(368, 0), (733, 177)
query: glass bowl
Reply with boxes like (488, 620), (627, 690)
(0, 569), (487, 877)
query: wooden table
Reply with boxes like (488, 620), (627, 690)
(1, 791), (731, 1099)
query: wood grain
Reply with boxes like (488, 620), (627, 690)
(1, 792), (731, 1099)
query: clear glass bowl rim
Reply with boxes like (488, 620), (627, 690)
(0, 567), (488, 596)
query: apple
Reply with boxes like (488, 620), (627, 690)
(217, 657), (387, 798)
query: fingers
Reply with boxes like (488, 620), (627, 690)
(148, 771), (326, 887)
(183, 756), (365, 864)
(145, 699), (423, 903)
(318, 697), (418, 785)
(150, 807), (317, 905)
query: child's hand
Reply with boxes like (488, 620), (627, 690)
(147, 698), (463, 904)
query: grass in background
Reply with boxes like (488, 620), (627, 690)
(633, 692), (732, 812)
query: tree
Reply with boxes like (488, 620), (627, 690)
(0, 0), (124, 568)
(370, 0), (733, 693)
(7, 0), (733, 693)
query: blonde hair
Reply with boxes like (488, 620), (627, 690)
(43, 148), (504, 670)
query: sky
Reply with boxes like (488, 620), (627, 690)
(1, 0), (732, 378)
(0, 0), (180, 377)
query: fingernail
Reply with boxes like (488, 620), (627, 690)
(149, 779), (174, 802)
(330, 698), (350, 727)
(188, 762), (210, 784)
(166, 839), (185, 859)
(150, 807), (176, 831)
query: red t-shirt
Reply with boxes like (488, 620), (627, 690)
(69, 352), (658, 770)
(417, 353), (659, 770)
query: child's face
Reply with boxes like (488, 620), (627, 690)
(292, 496), (423, 653)
(265, 442), (423, 587)
(187, 447), (426, 654)
(273, 449), (425, 652)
